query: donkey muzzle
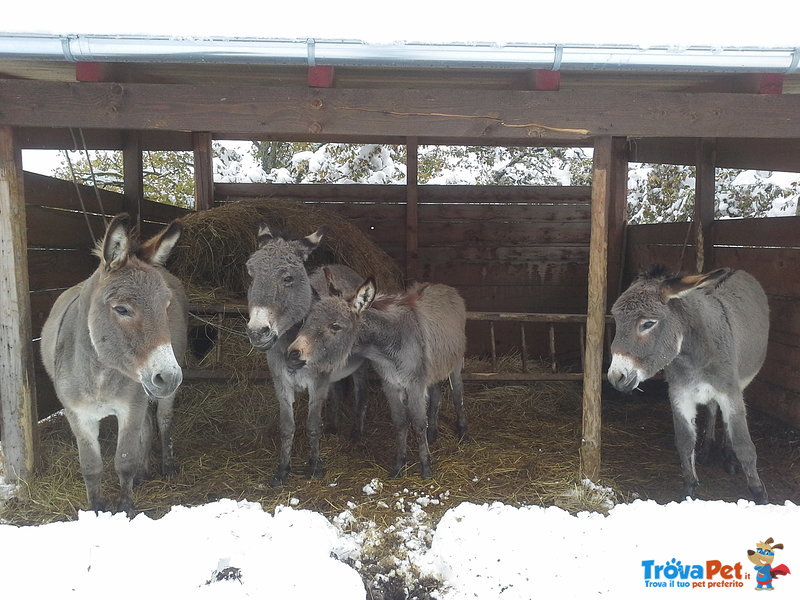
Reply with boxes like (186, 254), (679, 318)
(140, 344), (183, 398)
(607, 354), (645, 394)
(247, 326), (278, 351)
(285, 349), (307, 372)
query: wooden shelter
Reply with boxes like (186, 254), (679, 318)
(1, 36), (799, 489)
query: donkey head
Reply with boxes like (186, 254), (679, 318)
(245, 223), (329, 351)
(607, 265), (731, 393)
(285, 272), (376, 372)
(88, 213), (184, 398)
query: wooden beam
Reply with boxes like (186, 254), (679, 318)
(122, 131), (143, 226)
(581, 135), (613, 481)
(405, 137), (419, 283)
(193, 132), (214, 211)
(694, 139), (715, 272)
(4, 81), (800, 139)
(0, 126), (40, 483)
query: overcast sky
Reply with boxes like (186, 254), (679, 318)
(3, 0), (799, 47)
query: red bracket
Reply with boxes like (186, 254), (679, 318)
(308, 66), (335, 88)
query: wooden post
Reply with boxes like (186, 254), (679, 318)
(580, 136), (613, 481)
(606, 137), (629, 305)
(193, 132), (214, 211)
(0, 126), (40, 483)
(695, 139), (715, 272)
(122, 131), (143, 227)
(405, 137), (420, 283)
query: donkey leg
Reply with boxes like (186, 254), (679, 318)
(350, 365), (369, 442)
(450, 361), (469, 441)
(696, 400), (718, 466)
(269, 368), (296, 487)
(115, 401), (152, 518)
(64, 409), (106, 513)
(325, 379), (343, 435)
(384, 383), (409, 477)
(719, 396), (767, 504)
(669, 391), (699, 499)
(409, 385), (433, 478)
(155, 394), (176, 477)
(307, 377), (329, 479)
(426, 383), (442, 445)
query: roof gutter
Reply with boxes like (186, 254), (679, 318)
(1, 33), (799, 74)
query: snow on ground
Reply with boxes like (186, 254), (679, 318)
(1, 470), (798, 598)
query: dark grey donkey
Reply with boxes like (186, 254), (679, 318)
(245, 224), (369, 486)
(40, 214), (188, 516)
(286, 273), (468, 478)
(607, 265), (769, 504)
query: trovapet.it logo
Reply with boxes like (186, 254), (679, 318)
(641, 536), (791, 591)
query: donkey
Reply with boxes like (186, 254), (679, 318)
(607, 265), (769, 504)
(40, 214), (188, 517)
(245, 223), (369, 486)
(286, 273), (468, 478)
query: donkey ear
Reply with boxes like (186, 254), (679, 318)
(139, 219), (183, 266)
(102, 213), (132, 271)
(323, 266), (342, 297)
(299, 225), (330, 258)
(660, 268), (731, 301)
(257, 221), (275, 248)
(351, 277), (376, 314)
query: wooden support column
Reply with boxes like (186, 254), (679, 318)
(695, 139), (715, 272)
(122, 131), (143, 227)
(0, 126), (39, 483)
(581, 135), (613, 481)
(193, 132), (214, 211)
(405, 137), (420, 283)
(606, 138), (629, 306)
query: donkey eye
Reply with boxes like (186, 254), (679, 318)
(283, 274), (294, 284)
(329, 323), (342, 332)
(640, 320), (657, 331)
(113, 305), (131, 317)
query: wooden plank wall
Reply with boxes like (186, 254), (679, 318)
(624, 216), (800, 428)
(216, 183), (592, 359)
(24, 171), (190, 416)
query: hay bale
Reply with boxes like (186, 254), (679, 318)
(168, 198), (403, 298)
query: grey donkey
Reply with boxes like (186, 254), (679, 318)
(286, 272), (469, 478)
(40, 213), (188, 517)
(607, 265), (769, 504)
(245, 223), (369, 486)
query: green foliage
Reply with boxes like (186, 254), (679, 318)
(53, 150), (195, 208)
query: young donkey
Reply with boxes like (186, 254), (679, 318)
(40, 214), (188, 516)
(245, 223), (369, 486)
(607, 265), (769, 504)
(287, 273), (468, 478)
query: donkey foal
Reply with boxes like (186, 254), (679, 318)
(287, 273), (468, 478)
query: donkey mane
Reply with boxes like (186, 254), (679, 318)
(369, 283), (430, 312)
(639, 263), (676, 281)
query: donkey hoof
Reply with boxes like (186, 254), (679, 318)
(90, 499), (108, 514)
(750, 486), (768, 505)
(324, 423), (339, 435)
(420, 464), (433, 479)
(389, 462), (406, 478)
(349, 429), (363, 443)
(117, 500), (136, 519)
(308, 460), (326, 479)
(457, 430), (472, 443)
(682, 482), (699, 500)
(269, 466), (291, 488)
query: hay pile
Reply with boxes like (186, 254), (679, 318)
(168, 198), (404, 300)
